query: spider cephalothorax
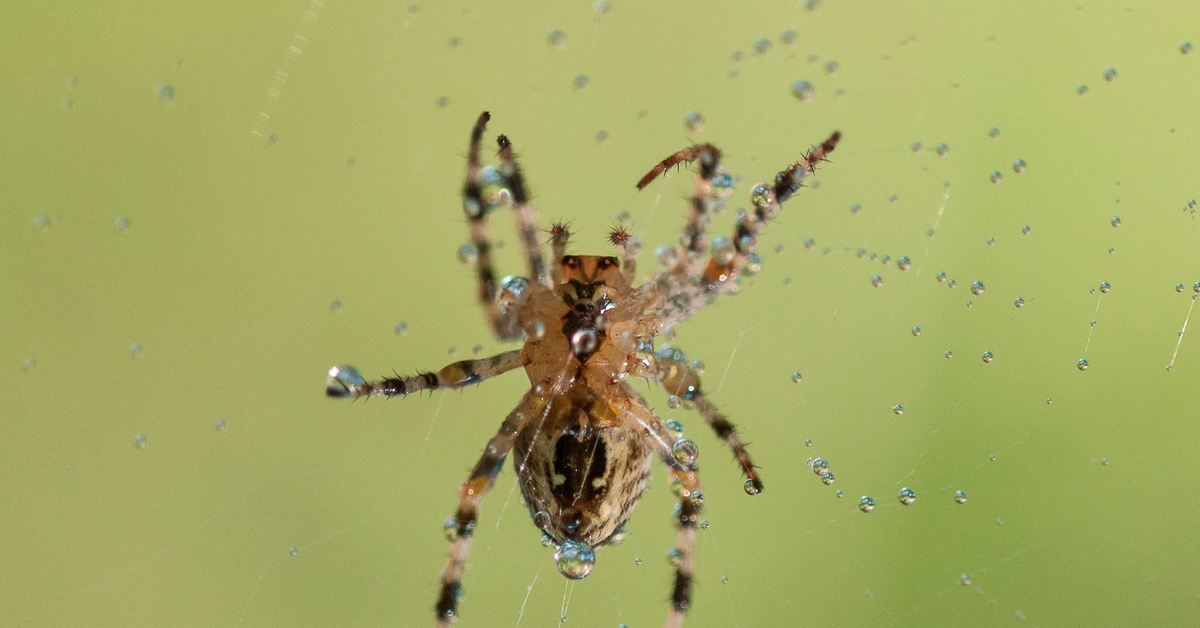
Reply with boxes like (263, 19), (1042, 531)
(326, 111), (839, 627)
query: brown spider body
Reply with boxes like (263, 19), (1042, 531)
(326, 111), (839, 627)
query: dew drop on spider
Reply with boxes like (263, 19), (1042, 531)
(554, 540), (595, 579)
(749, 184), (772, 210)
(743, 479), (762, 495)
(666, 548), (683, 567)
(858, 496), (876, 512)
(711, 166), (735, 199)
(898, 487), (917, 505)
(710, 236), (735, 265)
(570, 329), (598, 357)
(672, 438), (699, 465)
(667, 395), (682, 410)
(743, 252), (762, 276)
(326, 365), (364, 398)
(655, 245), (678, 268)
(690, 359), (706, 375)
(665, 419), (684, 433)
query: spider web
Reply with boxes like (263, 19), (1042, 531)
(6, 1), (1200, 627)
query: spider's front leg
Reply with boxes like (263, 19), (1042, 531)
(650, 352), (763, 494)
(325, 350), (523, 398)
(639, 131), (841, 329)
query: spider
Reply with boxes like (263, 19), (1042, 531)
(326, 111), (839, 627)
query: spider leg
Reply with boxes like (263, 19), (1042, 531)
(435, 393), (538, 626)
(463, 111), (522, 340)
(548, 221), (571, 285)
(326, 350), (523, 399)
(496, 134), (552, 289)
(635, 144), (722, 261)
(649, 353), (763, 493)
(620, 393), (703, 627)
(647, 131), (841, 329)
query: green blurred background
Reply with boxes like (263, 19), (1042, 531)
(5, 1), (1200, 626)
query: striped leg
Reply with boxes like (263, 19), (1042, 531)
(664, 465), (702, 628)
(496, 134), (551, 288)
(436, 393), (538, 626)
(325, 351), (523, 399)
(644, 132), (841, 329)
(463, 112), (522, 340)
(548, 221), (571, 285)
(651, 354), (763, 494)
(635, 143), (722, 260)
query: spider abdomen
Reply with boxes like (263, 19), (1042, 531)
(514, 385), (653, 555)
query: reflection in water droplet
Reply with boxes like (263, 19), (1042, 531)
(982, 351), (994, 363)
(811, 458), (830, 476)
(710, 236), (734, 265)
(858, 496), (875, 513)
(570, 329), (598, 357)
(911, 326), (921, 337)
(555, 540), (596, 579)
(893, 404), (904, 415)
(1022, 225), (1031, 235)
(971, 281), (985, 295)
(1014, 297), (1025, 308)
(1012, 158), (1027, 173)
(791, 371), (802, 383)
(871, 275), (883, 288)
(672, 439), (699, 466)
(656, 245), (678, 268)
(898, 487), (916, 505)
(954, 490), (968, 504)
(744, 479), (761, 495)
(944, 350), (954, 359)
(898, 256), (911, 270)
(1100, 281), (1111, 293)
(326, 365), (365, 397)
(1077, 358), (1089, 371)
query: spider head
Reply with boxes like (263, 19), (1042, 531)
(559, 255), (628, 298)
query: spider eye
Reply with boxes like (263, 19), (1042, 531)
(563, 255), (582, 269)
(597, 257), (618, 270)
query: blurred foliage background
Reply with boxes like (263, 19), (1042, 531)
(4, 0), (1200, 626)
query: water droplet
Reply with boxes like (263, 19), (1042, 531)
(665, 419), (684, 434)
(570, 329), (598, 357)
(954, 490), (968, 504)
(1177, 283), (1186, 293)
(744, 478), (762, 495)
(791, 371), (802, 383)
(1014, 297), (1025, 308)
(22, 357), (36, 372)
(655, 245), (678, 268)
(835, 489), (844, 498)
(810, 458), (830, 476)
(990, 453), (997, 462)
(457, 243), (478, 264)
(593, 0), (611, 13)
(214, 418), (227, 431)
(115, 216), (132, 233)
(935, 143), (949, 156)
(1012, 158), (1027, 173)
(960, 573), (972, 585)
(435, 95), (450, 109)
(1103, 67), (1118, 82)
(1015, 609), (1026, 621)
(897, 256), (911, 270)
(1111, 216), (1121, 228)
(289, 546), (299, 556)
(156, 83), (175, 103)
(326, 365), (365, 397)
(710, 236), (734, 265)
(824, 59), (839, 74)
(981, 350), (994, 363)
(753, 37), (772, 55)
(911, 326), (921, 337)
(1077, 84), (1089, 95)
(871, 275), (883, 288)
(1021, 225), (1031, 235)
(699, 519), (710, 529)
(684, 110), (705, 132)
(666, 547), (683, 567)
(821, 472), (835, 485)
(944, 350), (954, 359)
(858, 496), (875, 513)
(1100, 281), (1111, 293)
(547, 30), (566, 48)
(936, 271), (947, 283)
(989, 170), (1002, 183)
(1046, 397), (1053, 405)
(129, 344), (144, 358)
(744, 252), (762, 276)
(791, 79), (815, 101)
(633, 557), (642, 565)
(555, 540), (596, 579)
(1077, 358), (1089, 371)
(781, 29), (797, 45)
(898, 487), (916, 505)
(394, 321), (409, 336)
(328, 299), (343, 314)
(672, 439), (699, 466)
(133, 433), (148, 449)
(572, 74), (590, 89)
(970, 281), (985, 295)
(1182, 41), (1193, 55)
(893, 404), (904, 416)
(804, 438), (812, 447)
(988, 127), (1000, 139)
(1194, 282), (1200, 294)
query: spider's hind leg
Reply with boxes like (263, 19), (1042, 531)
(326, 350), (523, 399)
